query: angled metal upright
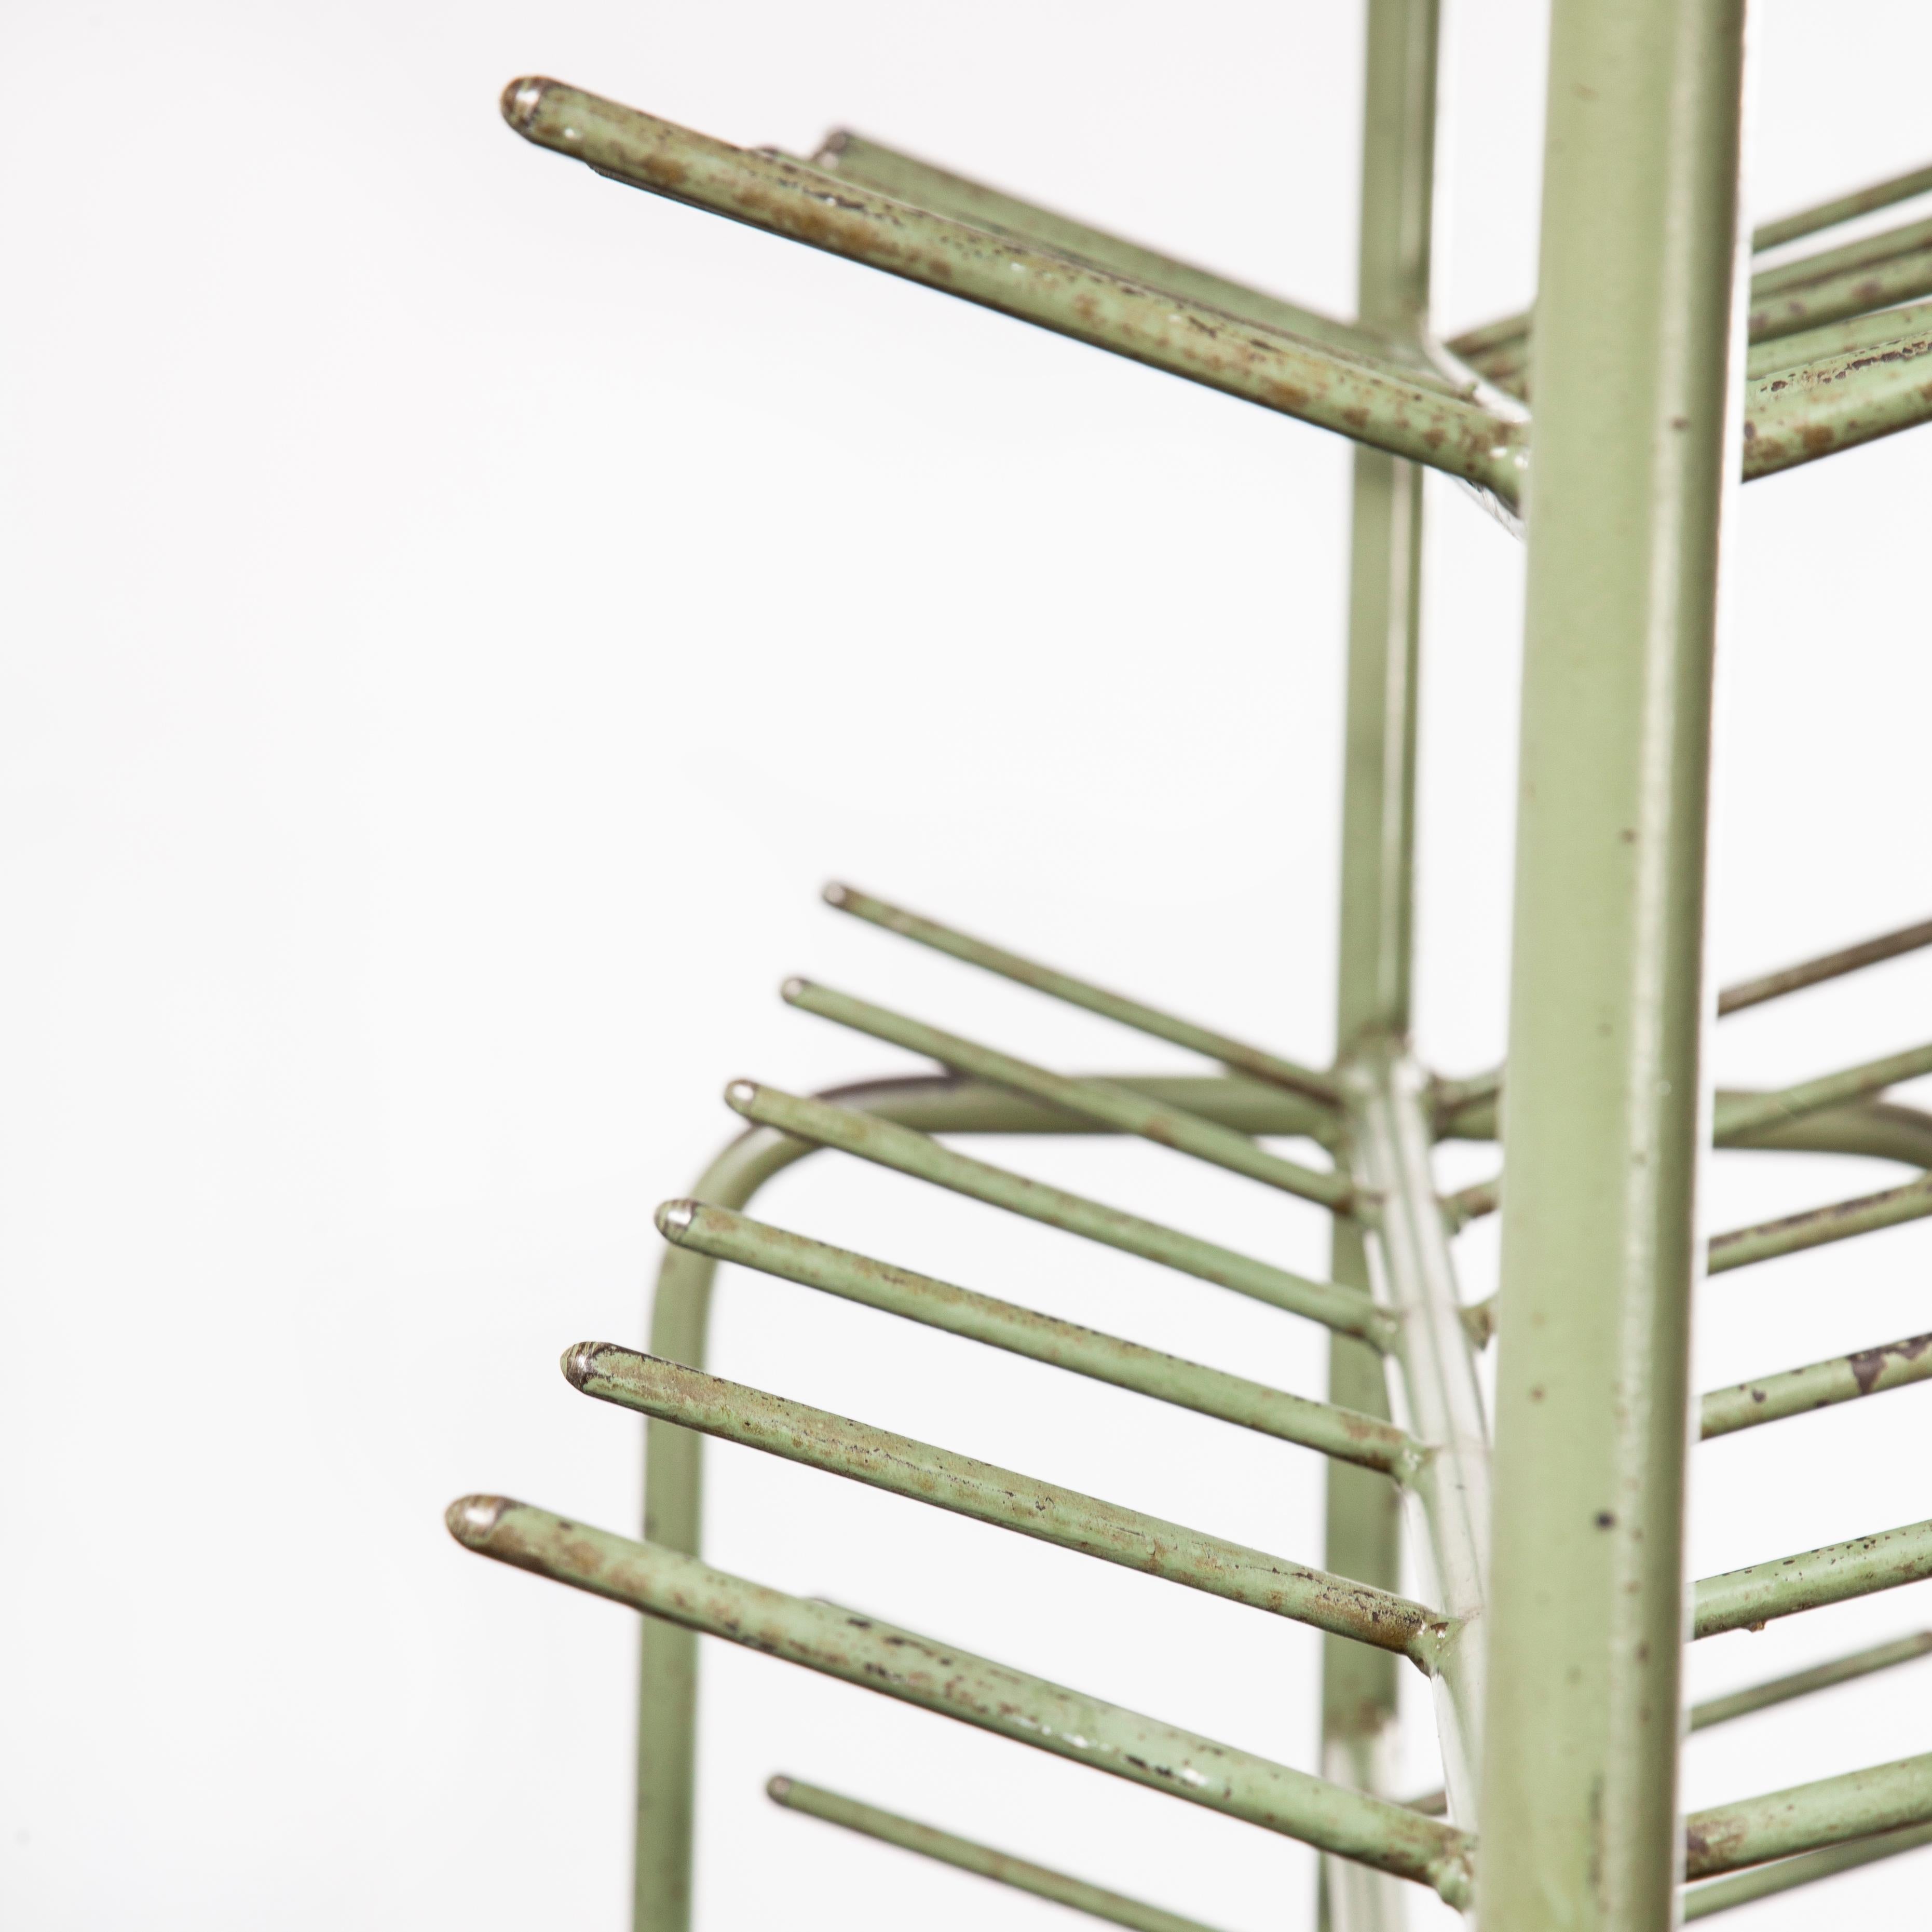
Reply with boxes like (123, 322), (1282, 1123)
(450, 6), (1932, 1928)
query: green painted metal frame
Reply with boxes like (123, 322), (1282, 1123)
(449, 11), (1932, 1930)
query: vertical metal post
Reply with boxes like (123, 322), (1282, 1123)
(1479, 2), (1746, 1925)
(1320, 3), (1438, 1927)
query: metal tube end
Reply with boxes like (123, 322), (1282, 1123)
(500, 76), (552, 133)
(822, 882), (852, 908)
(766, 1775), (795, 1803)
(561, 1342), (606, 1390)
(781, 976), (810, 1003)
(656, 1198), (699, 1241)
(724, 1079), (759, 1113)
(445, 1494), (510, 1547)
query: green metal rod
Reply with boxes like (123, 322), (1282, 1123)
(1479, 0), (1745, 1923)
(783, 979), (1355, 1212)
(1749, 242), (1932, 347)
(724, 1082), (1381, 1341)
(1683, 1748), (1932, 1880)
(1707, 1172), (1932, 1274)
(1754, 161), (1932, 252)
(567, 1345), (1443, 1654)
(1694, 1517), (1932, 1638)
(767, 1776), (1231, 1932)
(1714, 1040), (1932, 1143)
(1749, 211), (1932, 301)
(1323, 8), (1441, 1927)
(446, 1498), (1478, 1904)
(1682, 1817), (1932, 1917)
(1719, 913), (1932, 1015)
(1688, 1631), (1932, 1730)
(1344, 1050), (1489, 1824)
(804, 131), (1436, 381)
(822, 883), (1340, 1108)
(655, 1201), (1408, 1458)
(1743, 321), (1932, 480)
(1747, 296), (1932, 379)
(499, 79), (1526, 501)
(1700, 1331), (1932, 1439)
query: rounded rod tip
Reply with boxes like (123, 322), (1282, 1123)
(655, 1198), (699, 1240)
(500, 76), (554, 132)
(560, 1342), (608, 1390)
(766, 1775), (795, 1803)
(445, 1494), (511, 1546)
(821, 881), (852, 907)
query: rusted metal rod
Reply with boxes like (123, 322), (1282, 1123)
(1683, 1748), (1932, 1880)
(499, 79), (1527, 503)
(1719, 912), (1932, 1015)
(1747, 294), (1932, 378)
(1699, 1331), (1932, 1438)
(724, 1082), (1377, 1337)
(803, 131), (1436, 381)
(1688, 1631), (1932, 1730)
(1707, 1172), (1932, 1274)
(822, 882), (1340, 1107)
(1682, 1816), (1932, 1918)
(767, 1776), (1231, 1932)
(654, 1201), (1406, 1454)
(567, 1345), (1443, 1651)
(783, 979), (1354, 1212)
(1742, 318), (1932, 480)
(445, 1497), (1478, 1904)
(1693, 1517), (1932, 1638)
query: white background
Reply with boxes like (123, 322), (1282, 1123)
(5, 3), (1931, 1927)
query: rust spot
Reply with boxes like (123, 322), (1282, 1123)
(1848, 1331), (1932, 1394)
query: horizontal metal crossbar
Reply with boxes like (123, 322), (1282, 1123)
(499, 78), (1527, 502)
(1694, 1517), (1932, 1638)
(1719, 911), (1932, 1015)
(1682, 1816), (1932, 1918)
(568, 1345), (1441, 1653)
(1689, 1631), (1932, 1730)
(1713, 1040), (1932, 1143)
(783, 979), (1354, 1211)
(768, 1776), (1229, 1932)
(724, 1082), (1379, 1338)
(654, 1201), (1407, 1457)
(1707, 1172), (1932, 1274)
(444, 1497), (1477, 1903)
(1700, 1331), (1932, 1438)
(824, 883), (1340, 1108)
(1683, 1747), (1932, 1880)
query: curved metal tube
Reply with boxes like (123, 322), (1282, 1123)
(632, 1069), (1326, 1932)
(632, 1073), (1932, 1930)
